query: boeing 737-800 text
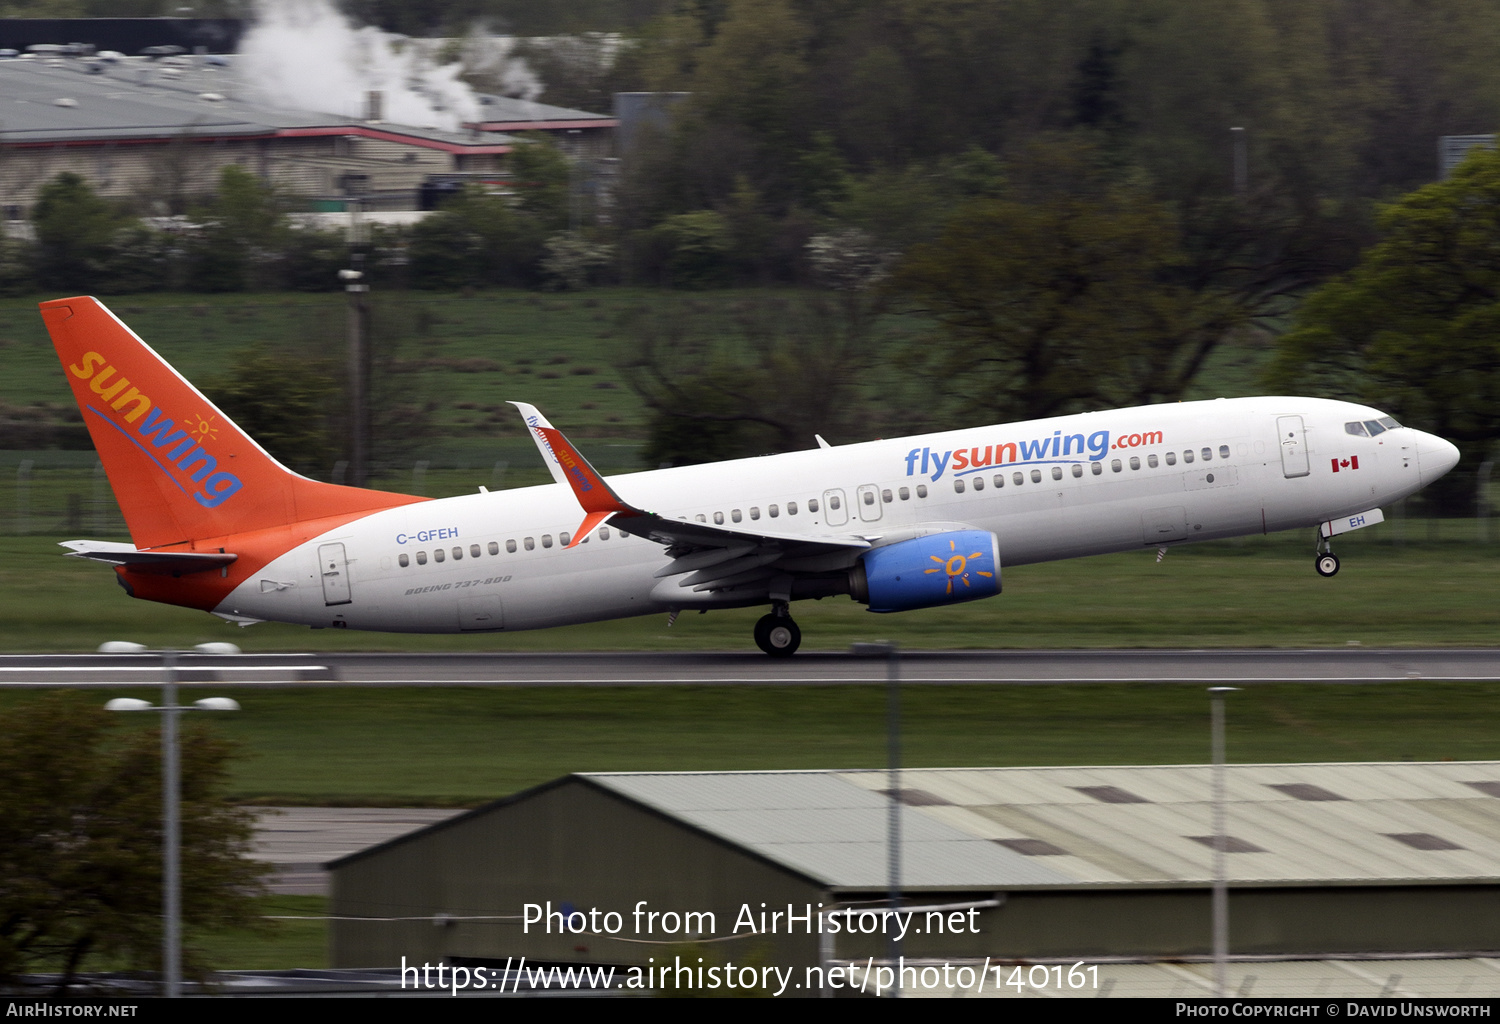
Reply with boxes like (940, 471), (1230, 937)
(43, 296), (1460, 655)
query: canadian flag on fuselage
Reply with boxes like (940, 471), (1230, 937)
(1331, 456), (1360, 472)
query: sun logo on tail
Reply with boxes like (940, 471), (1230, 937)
(924, 539), (993, 595)
(190, 412), (219, 443)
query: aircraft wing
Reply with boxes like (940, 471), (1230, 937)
(61, 540), (238, 575)
(512, 403), (869, 594)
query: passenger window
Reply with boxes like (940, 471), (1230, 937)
(829, 495), (840, 510)
(1130, 457), (1140, 470)
(809, 499), (820, 512)
(560, 532), (571, 546)
(899, 487), (910, 500)
(600, 527), (610, 540)
(714, 512), (724, 525)
(416, 551), (427, 565)
(1165, 452), (1176, 466)
(434, 549), (445, 563)
(882, 489), (892, 503)
(993, 474), (1005, 488)
(1072, 464), (1083, 478)
(731, 509), (742, 523)
(471, 544), (481, 558)
(1030, 469), (1042, 483)
(524, 537), (535, 551)
(399, 553), (410, 567)
(506, 539), (517, 553)
(696, 514), (707, 523)
(1112, 459), (1122, 472)
(863, 491), (875, 505)
(954, 478), (966, 493)
(1147, 455), (1158, 468)
(788, 501), (799, 514)
(1363, 420), (1385, 437)
(1219, 445), (1230, 459)
(542, 535), (553, 548)
(750, 507), (760, 520)
(1202, 448), (1212, 461)
(452, 546), (463, 560)
(1052, 466), (1062, 480)
(1013, 472), (1024, 486)
(769, 504), (780, 517)
(1184, 450), (1194, 464)
(1346, 421), (1369, 437)
(1091, 462), (1102, 476)
(973, 476), (984, 491)
(487, 542), (498, 556)
(915, 486), (927, 498)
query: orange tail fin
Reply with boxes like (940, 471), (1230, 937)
(42, 296), (426, 549)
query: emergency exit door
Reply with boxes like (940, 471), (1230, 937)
(318, 543), (352, 605)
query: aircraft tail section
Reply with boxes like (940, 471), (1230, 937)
(42, 296), (426, 549)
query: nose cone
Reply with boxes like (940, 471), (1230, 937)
(1417, 433), (1460, 485)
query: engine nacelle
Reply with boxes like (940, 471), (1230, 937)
(850, 530), (1001, 613)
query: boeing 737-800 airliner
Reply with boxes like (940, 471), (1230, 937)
(42, 296), (1460, 655)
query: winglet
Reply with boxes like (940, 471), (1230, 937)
(511, 402), (638, 548)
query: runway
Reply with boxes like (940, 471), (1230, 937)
(1, 647), (1499, 687)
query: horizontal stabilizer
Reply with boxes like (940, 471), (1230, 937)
(61, 539), (237, 575)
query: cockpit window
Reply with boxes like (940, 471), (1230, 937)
(1378, 416), (1401, 429)
(1345, 421), (1369, 437)
(1363, 419), (1386, 436)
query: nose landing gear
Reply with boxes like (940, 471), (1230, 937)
(754, 601), (801, 656)
(1315, 532), (1340, 577)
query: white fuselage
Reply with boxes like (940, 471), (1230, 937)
(215, 397), (1455, 633)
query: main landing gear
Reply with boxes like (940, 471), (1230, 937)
(754, 601), (801, 657)
(1315, 531), (1340, 578)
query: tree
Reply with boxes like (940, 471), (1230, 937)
(0, 692), (263, 991)
(887, 141), (1245, 426)
(1269, 146), (1500, 513)
(187, 165), (289, 292)
(408, 185), (540, 287)
(31, 173), (130, 292)
(621, 291), (888, 464)
(205, 346), (341, 477)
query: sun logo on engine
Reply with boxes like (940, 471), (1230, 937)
(925, 539), (993, 595)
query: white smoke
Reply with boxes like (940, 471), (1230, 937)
(237, 0), (537, 131)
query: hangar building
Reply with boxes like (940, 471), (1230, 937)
(328, 762), (1500, 970)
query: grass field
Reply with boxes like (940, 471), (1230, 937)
(8, 679), (1500, 807)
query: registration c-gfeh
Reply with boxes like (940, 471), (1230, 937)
(42, 296), (1461, 656)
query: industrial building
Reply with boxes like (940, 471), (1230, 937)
(0, 52), (612, 219)
(328, 762), (1500, 974)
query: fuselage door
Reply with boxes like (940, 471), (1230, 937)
(317, 542), (352, 606)
(856, 483), (883, 523)
(823, 488), (849, 526)
(1276, 416), (1310, 478)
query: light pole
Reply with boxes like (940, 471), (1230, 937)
(101, 641), (243, 998)
(852, 641), (900, 995)
(1208, 685), (1240, 997)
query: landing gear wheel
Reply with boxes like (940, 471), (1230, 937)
(1315, 553), (1340, 577)
(754, 613), (801, 657)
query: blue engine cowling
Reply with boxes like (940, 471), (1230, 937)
(850, 530), (1001, 613)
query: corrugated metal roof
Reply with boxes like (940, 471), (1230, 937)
(583, 771), (1074, 890)
(585, 763), (1500, 890)
(0, 56), (511, 151)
